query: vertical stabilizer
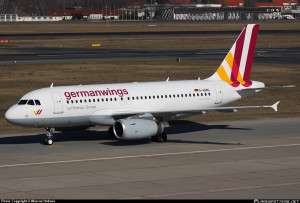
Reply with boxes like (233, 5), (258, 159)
(207, 24), (259, 88)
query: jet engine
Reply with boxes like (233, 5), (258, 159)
(113, 119), (164, 140)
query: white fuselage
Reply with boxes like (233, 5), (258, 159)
(5, 79), (247, 128)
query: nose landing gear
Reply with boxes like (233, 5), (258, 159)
(45, 128), (55, 145)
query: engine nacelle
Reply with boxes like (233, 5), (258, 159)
(113, 119), (164, 140)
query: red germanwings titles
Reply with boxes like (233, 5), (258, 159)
(64, 88), (128, 100)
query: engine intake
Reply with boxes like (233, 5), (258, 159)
(113, 119), (164, 140)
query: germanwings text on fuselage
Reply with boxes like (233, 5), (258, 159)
(64, 88), (129, 100)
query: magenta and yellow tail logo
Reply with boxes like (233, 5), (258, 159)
(34, 109), (43, 115)
(210, 24), (259, 88)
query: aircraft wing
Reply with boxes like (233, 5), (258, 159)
(111, 101), (280, 122)
(184, 101), (280, 113)
(150, 101), (280, 121)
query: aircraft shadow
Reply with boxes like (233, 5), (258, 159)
(0, 120), (251, 146)
(0, 130), (108, 145)
(166, 120), (251, 134)
(103, 120), (250, 146)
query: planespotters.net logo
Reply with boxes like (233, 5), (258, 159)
(254, 200), (299, 203)
(0, 200), (55, 203)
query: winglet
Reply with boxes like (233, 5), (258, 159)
(271, 101), (280, 112)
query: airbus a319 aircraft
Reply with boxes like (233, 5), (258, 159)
(5, 24), (292, 145)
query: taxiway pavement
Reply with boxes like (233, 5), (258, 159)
(1, 29), (299, 38)
(0, 117), (299, 199)
(0, 47), (299, 65)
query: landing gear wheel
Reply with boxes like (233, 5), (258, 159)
(44, 128), (55, 145)
(108, 126), (117, 139)
(108, 126), (114, 137)
(160, 132), (167, 142)
(151, 132), (167, 143)
(45, 138), (53, 145)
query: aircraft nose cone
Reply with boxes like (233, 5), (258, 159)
(5, 106), (19, 125)
(5, 106), (35, 127)
(5, 107), (14, 122)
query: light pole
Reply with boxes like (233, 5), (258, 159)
(150, 0), (152, 20)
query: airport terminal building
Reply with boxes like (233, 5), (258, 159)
(0, 0), (299, 22)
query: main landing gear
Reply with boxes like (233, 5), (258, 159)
(151, 132), (168, 142)
(45, 127), (55, 145)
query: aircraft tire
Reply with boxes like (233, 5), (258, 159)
(160, 132), (167, 142)
(108, 126), (116, 139)
(45, 138), (53, 145)
(151, 132), (167, 142)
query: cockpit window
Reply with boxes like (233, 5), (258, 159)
(17, 99), (41, 105)
(35, 100), (41, 105)
(27, 100), (35, 105)
(18, 100), (28, 105)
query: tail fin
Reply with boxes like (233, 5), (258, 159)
(207, 24), (259, 87)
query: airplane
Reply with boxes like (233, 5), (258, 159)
(5, 24), (294, 145)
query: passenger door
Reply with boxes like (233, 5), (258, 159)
(51, 92), (63, 114)
(214, 84), (223, 104)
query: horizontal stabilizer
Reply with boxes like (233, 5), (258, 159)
(236, 85), (295, 92)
